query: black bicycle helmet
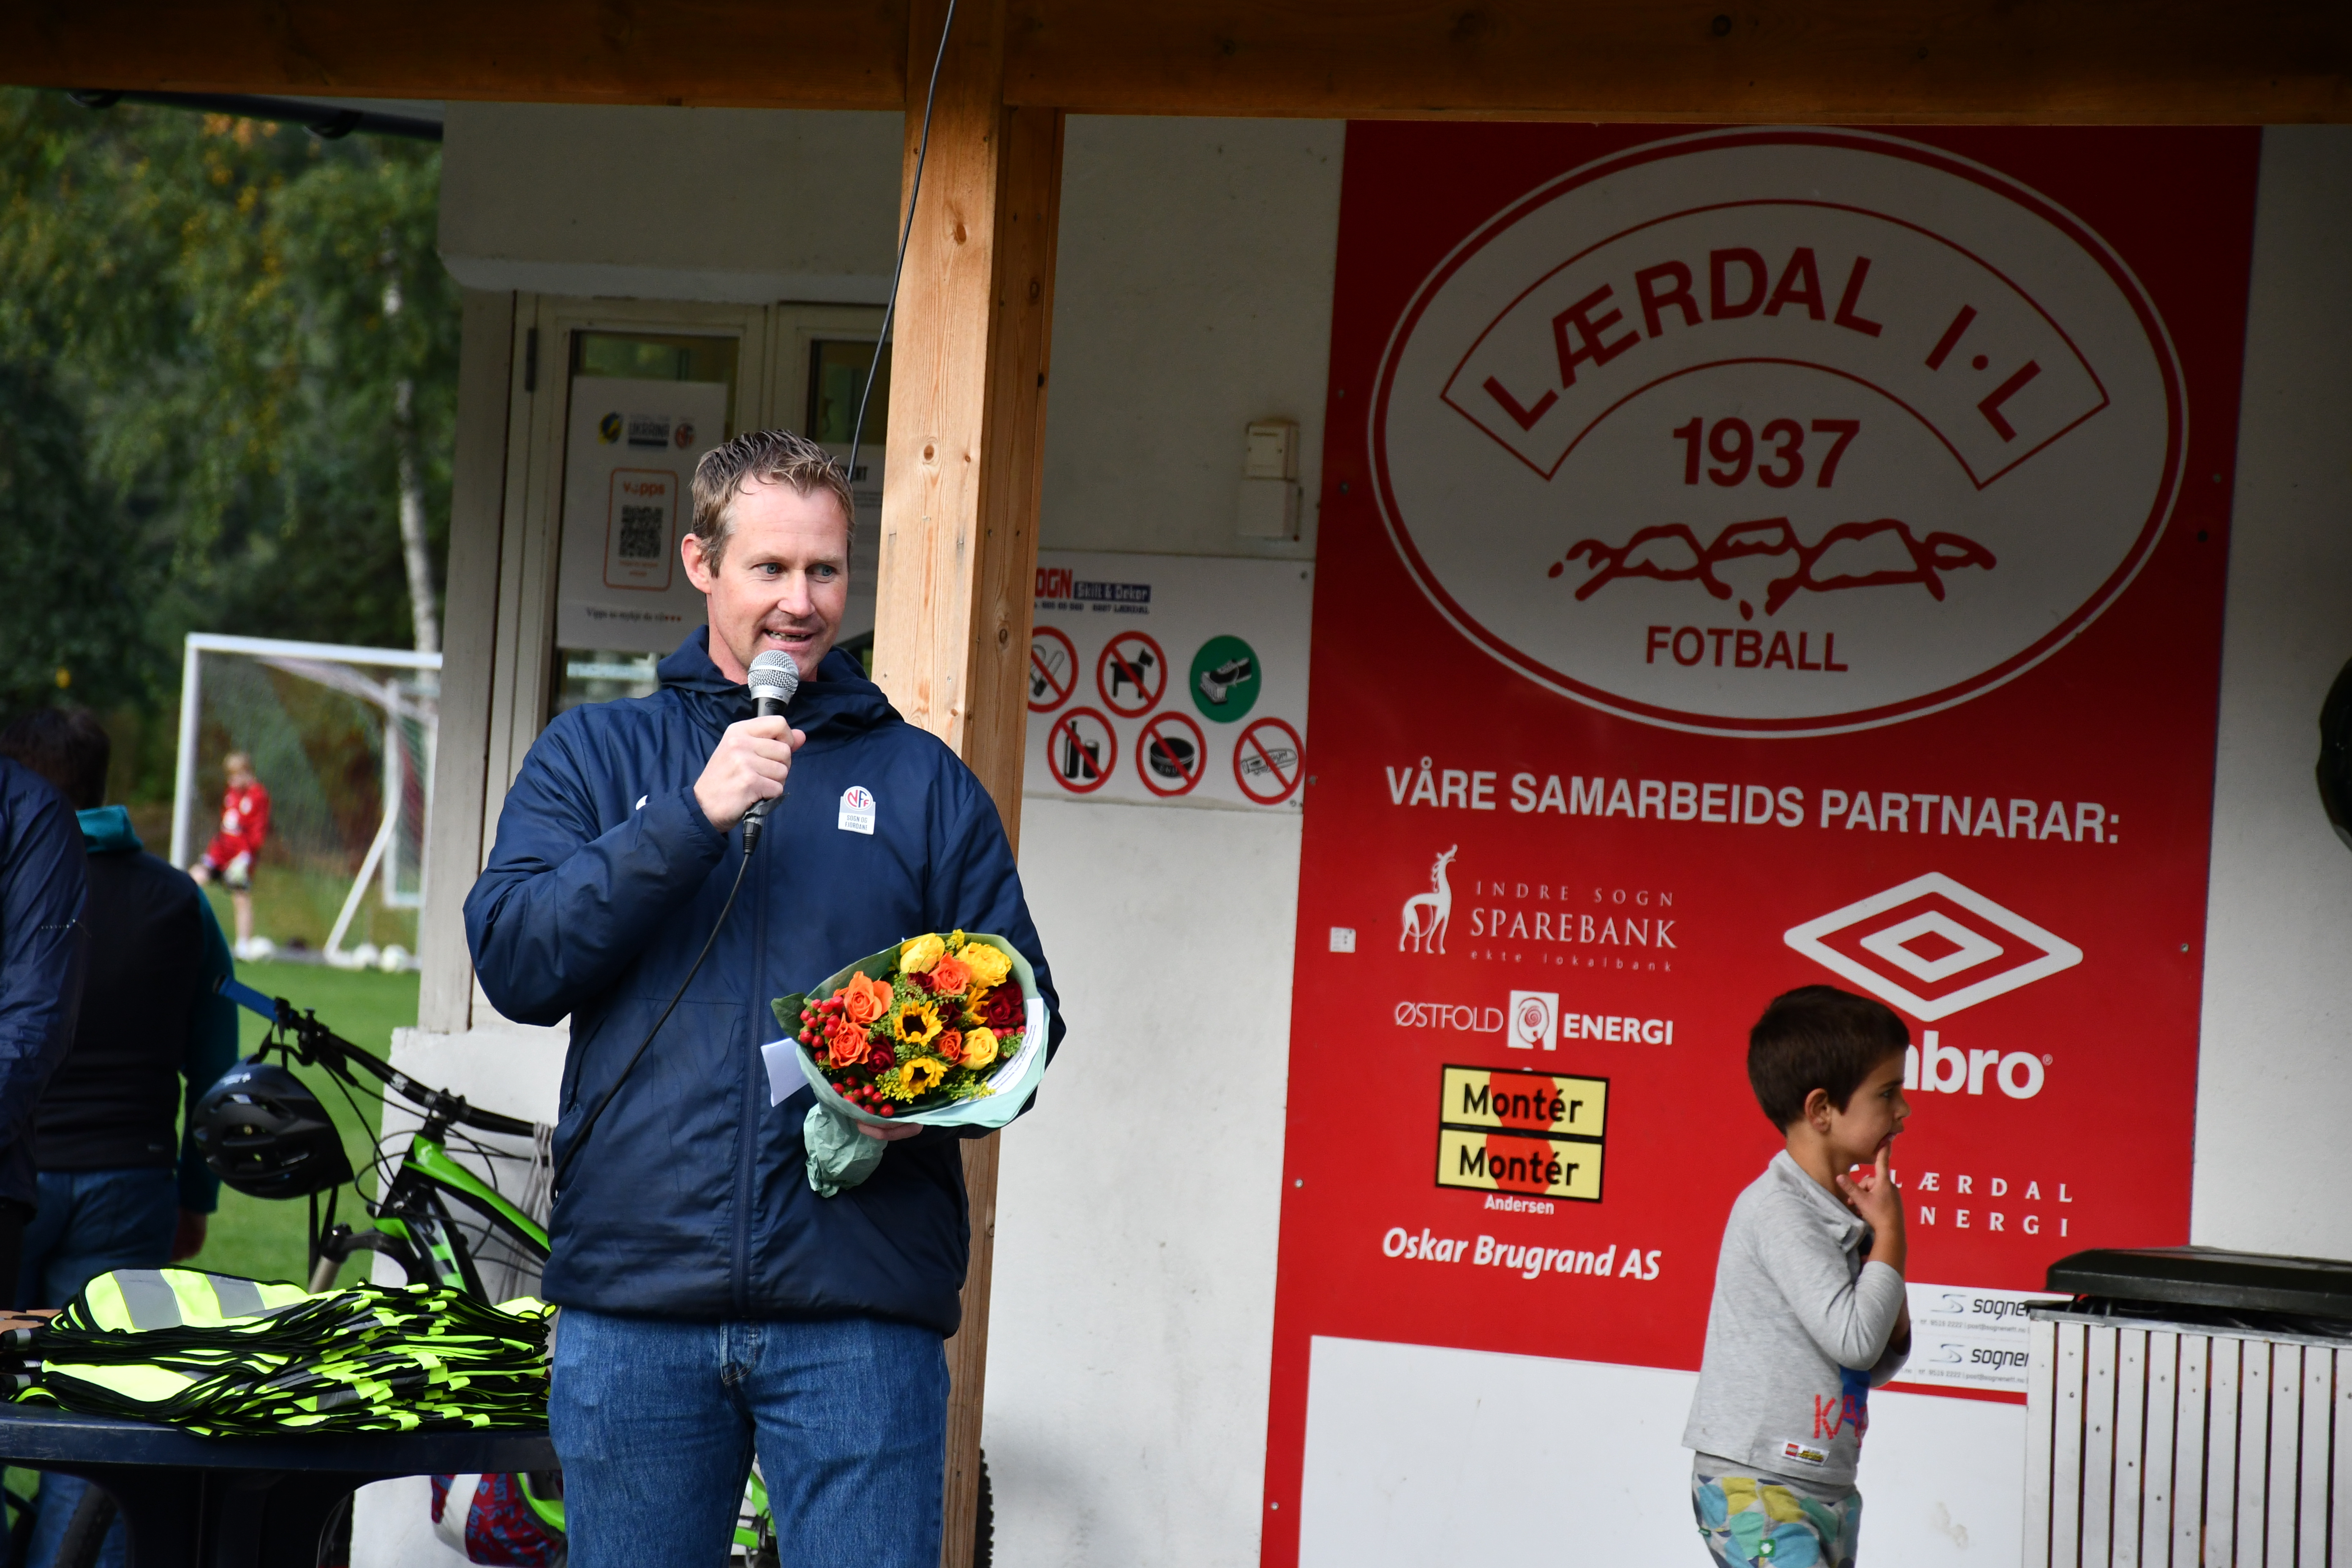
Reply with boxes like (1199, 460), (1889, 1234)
(191, 1058), (353, 1200)
(2322, 656), (2352, 853)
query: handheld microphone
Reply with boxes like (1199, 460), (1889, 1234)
(740, 649), (800, 853)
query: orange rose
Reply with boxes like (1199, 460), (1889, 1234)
(824, 1016), (871, 1068)
(936, 1029), (964, 1065)
(928, 953), (972, 997)
(839, 970), (891, 1026)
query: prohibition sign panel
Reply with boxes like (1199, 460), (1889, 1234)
(1045, 707), (1118, 794)
(1096, 632), (1167, 718)
(1029, 626), (1078, 713)
(1232, 716), (1304, 805)
(1136, 710), (1208, 798)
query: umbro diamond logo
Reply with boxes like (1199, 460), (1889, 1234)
(1782, 872), (2082, 1021)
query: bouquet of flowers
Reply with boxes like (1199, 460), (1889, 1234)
(761, 930), (1048, 1195)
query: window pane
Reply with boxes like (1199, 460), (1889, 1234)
(808, 339), (890, 446)
(572, 331), (741, 436)
(554, 329), (743, 717)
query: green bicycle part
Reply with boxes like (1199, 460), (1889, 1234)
(408, 1140), (550, 1251)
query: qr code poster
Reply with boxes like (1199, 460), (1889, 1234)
(557, 376), (731, 655)
(1023, 551), (1313, 811)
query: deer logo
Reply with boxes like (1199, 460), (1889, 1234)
(1400, 845), (1458, 954)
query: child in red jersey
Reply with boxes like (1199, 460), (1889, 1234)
(190, 752), (270, 958)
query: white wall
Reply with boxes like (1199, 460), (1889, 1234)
(438, 103), (900, 303)
(1039, 117), (1344, 562)
(2192, 125), (2352, 1261)
(988, 799), (1302, 1568)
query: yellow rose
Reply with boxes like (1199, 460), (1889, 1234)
(961, 1027), (999, 1069)
(900, 933), (946, 974)
(960, 942), (1013, 990)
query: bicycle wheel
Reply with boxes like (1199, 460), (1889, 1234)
(972, 1451), (992, 1568)
(52, 1485), (117, 1568)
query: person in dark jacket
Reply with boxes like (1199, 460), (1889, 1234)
(0, 750), (87, 1293)
(0, 708), (239, 1568)
(466, 430), (1063, 1568)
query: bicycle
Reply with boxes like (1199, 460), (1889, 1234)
(208, 979), (993, 1568)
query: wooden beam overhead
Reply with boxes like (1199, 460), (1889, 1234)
(11, 0), (2346, 123)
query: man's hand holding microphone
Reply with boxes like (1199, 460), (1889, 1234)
(694, 650), (803, 838)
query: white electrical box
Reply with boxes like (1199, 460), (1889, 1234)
(1244, 419), (1299, 480)
(1239, 418), (1302, 539)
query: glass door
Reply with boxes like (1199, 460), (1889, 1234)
(550, 326), (746, 716)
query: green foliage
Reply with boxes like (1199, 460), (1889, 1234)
(0, 90), (456, 751)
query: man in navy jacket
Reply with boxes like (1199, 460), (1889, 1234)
(466, 430), (1061, 1568)
(0, 751), (88, 1290)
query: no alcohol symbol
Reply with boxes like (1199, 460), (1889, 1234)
(1046, 708), (1117, 795)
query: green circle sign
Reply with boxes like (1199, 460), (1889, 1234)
(1189, 635), (1261, 722)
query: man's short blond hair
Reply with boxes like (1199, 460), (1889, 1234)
(689, 430), (855, 570)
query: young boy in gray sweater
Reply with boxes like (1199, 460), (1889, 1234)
(1682, 985), (1914, 1568)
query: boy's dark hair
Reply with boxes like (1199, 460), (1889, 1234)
(0, 707), (109, 810)
(1748, 985), (1910, 1128)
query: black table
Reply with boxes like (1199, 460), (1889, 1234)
(0, 1405), (557, 1567)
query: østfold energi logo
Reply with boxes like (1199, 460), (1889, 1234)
(1782, 871), (2082, 1021)
(1372, 129), (2183, 737)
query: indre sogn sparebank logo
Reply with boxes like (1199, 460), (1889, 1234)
(1372, 128), (2184, 737)
(1782, 871), (2082, 1021)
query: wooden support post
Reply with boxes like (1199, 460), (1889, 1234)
(868, 0), (1062, 1561)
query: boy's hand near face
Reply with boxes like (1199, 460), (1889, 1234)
(1835, 1143), (1906, 1276)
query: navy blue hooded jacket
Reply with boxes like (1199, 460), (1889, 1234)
(0, 758), (88, 1211)
(464, 630), (1060, 1334)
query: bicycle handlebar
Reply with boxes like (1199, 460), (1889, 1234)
(213, 976), (540, 1139)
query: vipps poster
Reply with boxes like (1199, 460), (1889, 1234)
(1261, 125), (2260, 1555)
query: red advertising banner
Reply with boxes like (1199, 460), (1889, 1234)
(1262, 125), (2259, 1556)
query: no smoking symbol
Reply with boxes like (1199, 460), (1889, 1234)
(1233, 717), (1304, 805)
(1136, 711), (1206, 798)
(1029, 626), (1077, 713)
(1096, 632), (1165, 718)
(1046, 708), (1117, 795)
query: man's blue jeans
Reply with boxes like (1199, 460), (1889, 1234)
(550, 1307), (949, 1568)
(14, 1167), (179, 1568)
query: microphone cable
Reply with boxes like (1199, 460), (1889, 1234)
(551, 4), (958, 1197)
(551, 847), (751, 1193)
(844, 0), (957, 496)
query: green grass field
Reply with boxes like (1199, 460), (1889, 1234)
(183, 958), (414, 1288)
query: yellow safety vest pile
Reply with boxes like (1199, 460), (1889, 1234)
(8, 1269), (551, 1436)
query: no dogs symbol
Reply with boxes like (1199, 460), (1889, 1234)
(1096, 632), (1166, 718)
(1136, 711), (1207, 798)
(1046, 708), (1117, 795)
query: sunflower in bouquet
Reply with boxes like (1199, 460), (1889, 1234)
(764, 929), (1048, 1195)
(786, 931), (1030, 1117)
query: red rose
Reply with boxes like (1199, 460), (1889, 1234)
(977, 986), (1024, 1030)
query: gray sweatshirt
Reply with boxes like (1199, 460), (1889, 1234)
(1681, 1150), (1908, 1488)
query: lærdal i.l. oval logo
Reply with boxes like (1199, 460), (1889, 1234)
(1372, 129), (2184, 737)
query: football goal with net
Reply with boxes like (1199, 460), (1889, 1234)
(169, 633), (441, 971)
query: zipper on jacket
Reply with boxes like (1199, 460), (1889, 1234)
(731, 811), (768, 1318)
